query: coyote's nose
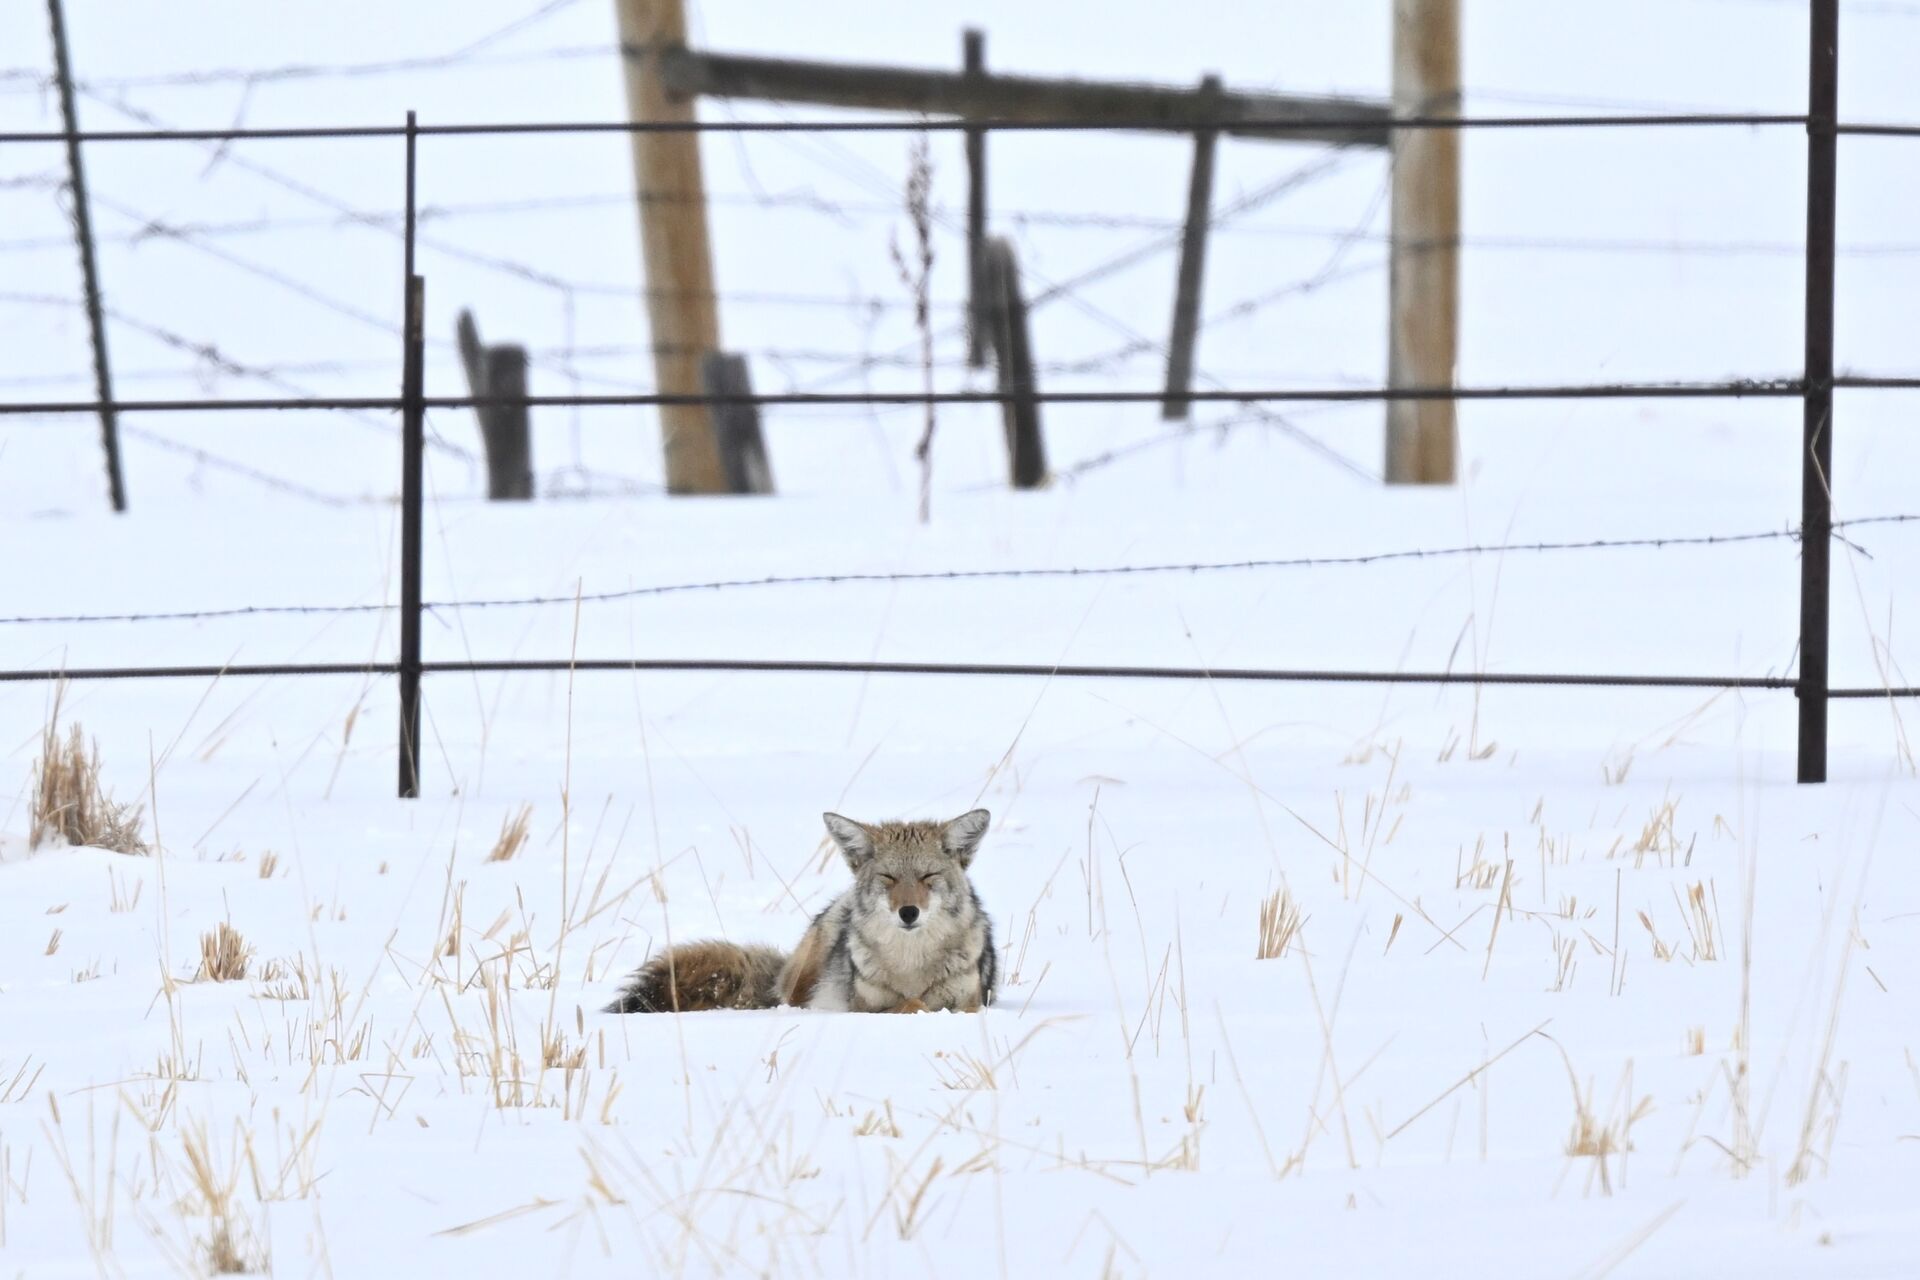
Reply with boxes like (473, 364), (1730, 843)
(898, 905), (920, 926)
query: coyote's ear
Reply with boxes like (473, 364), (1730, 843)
(822, 812), (875, 869)
(942, 808), (991, 866)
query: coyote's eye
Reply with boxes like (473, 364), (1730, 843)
(919, 874), (938, 885)
(878, 874), (897, 886)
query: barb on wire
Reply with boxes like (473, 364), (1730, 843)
(4, 514), (1913, 629)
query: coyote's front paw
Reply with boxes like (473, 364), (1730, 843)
(889, 997), (929, 1014)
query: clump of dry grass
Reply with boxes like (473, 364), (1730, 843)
(256, 851), (280, 880)
(854, 1102), (901, 1138)
(179, 1122), (268, 1274)
(1556, 1054), (1653, 1196)
(1638, 910), (1675, 962)
(107, 867), (143, 913)
(196, 923), (252, 983)
(1256, 888), (1305, 960)
(485, 804), (533, 863)
(256, 955), (313, 1002)
(929, 1048), (998, 1092)
(29, 718), (146, 855)
(1676, 879), (1721, 962)
(541, 1026), (585, 1072)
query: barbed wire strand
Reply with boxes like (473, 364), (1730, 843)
(4, 514), (1914, 629)
(773, 139), (1378, 478)
(10, 192), (1920, 261)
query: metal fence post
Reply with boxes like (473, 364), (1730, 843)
(398, 112), (426, 799)
(46, 0), (126, 513)
(1797, 0), (1839, 784)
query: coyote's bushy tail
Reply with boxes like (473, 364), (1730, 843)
(604, 941), (787, 1013)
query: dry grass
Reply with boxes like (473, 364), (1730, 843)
(854, 1102), (902, 1138)
(929, 1047), (999, 1092)
(485, 804), (533, 863)
(1456, 836), (1502, 890)
(107, 867), (142, 913)
(1256, 888), (1305, 960)
(1560, 1059), (1654, 1196)
(30, 719), (146, 854)
(179, 1122), (268, 1274)
(1638, 910), (1675, 962)
(1602, 749), (1635, 786)
(887, 1152), (943, 1240)
(541, 1026), (586, 1072)
(1627, 795), (1692, 869)
(196, 923), (252, 983)
(256, 850), (280, 880)
(1, 1059), (44, 1105)
(256, 955), (313, 1002)
(1549, 930), (1577, 992)
(891, 133), (938, 522)
(1675, 879), (1722, 962)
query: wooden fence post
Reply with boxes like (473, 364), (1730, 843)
(614, 0), (728, 494)
(1163, 74), (1221, 420)
(455, 310), (533, 500)
(1385, 0), (1460, 484)
(963, 29), (989, 370)
(984, 237), (1046, 489)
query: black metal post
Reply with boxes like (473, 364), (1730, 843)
(398, 112), (425, 799)
(1797, 1), (1839, 784)
(46, 0), (125, 513)
(963, 29), (988, 369)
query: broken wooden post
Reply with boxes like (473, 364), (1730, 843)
(455, 309), (533, 500)
(983, 237), (1045, 489)
(700, 351), (773, 495)
(1163, 73), (1221, 420)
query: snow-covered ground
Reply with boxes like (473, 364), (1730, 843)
(5, 2), (1920, 1277)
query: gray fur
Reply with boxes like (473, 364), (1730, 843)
(606, 810), (998, 1016)
(784, 811), (998, 1012)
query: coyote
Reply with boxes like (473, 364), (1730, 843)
(607, 809), (997, 1014)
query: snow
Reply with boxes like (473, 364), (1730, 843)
(5, 1), (1920, 1276)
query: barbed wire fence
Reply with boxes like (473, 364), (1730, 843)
(2, 0), (1914, 795)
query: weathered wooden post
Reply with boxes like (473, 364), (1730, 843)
(1385, 0), (1460, 484)
(700, 351), (773, 495)
(614, 0), (727, 494)
(455, 310), (533, 500)
(983, 237), (1045, 489)
(1163, 74), (1221, 420)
